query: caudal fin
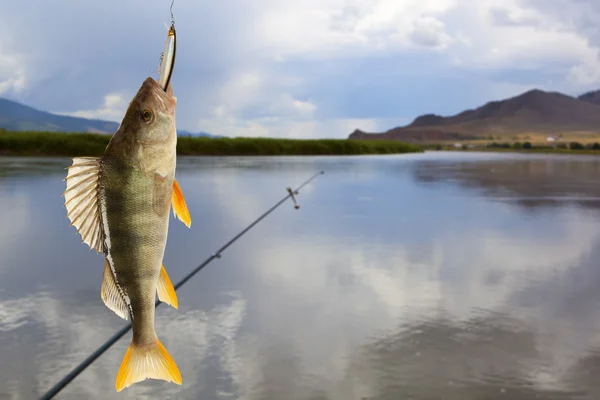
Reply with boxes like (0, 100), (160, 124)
(115, 338), (182, 392)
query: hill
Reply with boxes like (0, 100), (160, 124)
(578, 90), (600, 105)
(349, 88), (600, 141)
(0, 97), (218, 137)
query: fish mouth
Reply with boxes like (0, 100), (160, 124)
(142, 77), (177, 115)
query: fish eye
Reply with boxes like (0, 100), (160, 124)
(142, 109), (153, 122)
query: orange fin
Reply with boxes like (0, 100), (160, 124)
(115, 338), (182, 392)
(157, 264), (178, 309)
(172, 179), (191, 228)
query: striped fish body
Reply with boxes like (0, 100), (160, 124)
(64, 77), (192, 392)
(101, 149), (175, 345)
(101, 76), (177, 343)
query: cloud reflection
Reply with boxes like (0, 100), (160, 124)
(0, 289), (245, 399)
(411, 153), (600, 212)
(200, 158), (600, 399)
(3, 155), (600, 399)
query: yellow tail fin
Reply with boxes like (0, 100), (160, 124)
(115, 338), (182, 392)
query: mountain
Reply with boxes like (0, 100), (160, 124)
(578, 90), (600, 105)
(349, 88), (600, 141)
(0, 97), (218, 137)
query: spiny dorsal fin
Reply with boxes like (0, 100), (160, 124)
(101, 259), (130, 320)
(157, 264), (178, 309)
(172, 179), (191, 228)
(63, 157), (105, 253)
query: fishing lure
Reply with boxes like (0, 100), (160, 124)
(157, 23), (176, 92)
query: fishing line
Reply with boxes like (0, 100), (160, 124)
(38, 170), (324, 400)
(170, 0), (175, 25)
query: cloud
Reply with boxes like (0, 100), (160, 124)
(256, 0), (458, 58)
(488, 5), (542, 27)
(0, 46), (28, 96)
(56, 93), (130, 122)
(196, 69), (386, 137)
(409, 16), (455, 48)
(198, 116), (384, 139)
(442, 1), (599, 75)
(0, 61), (26, 96)
(2, 0), (600, 137)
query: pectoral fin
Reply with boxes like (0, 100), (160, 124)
(63, 157), (105, 253)
(171, 179), (191, 228)
(157, 264), (178, 309)
(101, 259), (130, 320)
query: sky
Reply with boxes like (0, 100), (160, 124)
(1, 0), (600, 138)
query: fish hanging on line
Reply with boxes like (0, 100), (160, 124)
(62, 20), (190, 392)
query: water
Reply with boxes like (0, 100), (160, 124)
(1, 152), (600, 400)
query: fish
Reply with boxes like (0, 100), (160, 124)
(63, 76), (191, 391)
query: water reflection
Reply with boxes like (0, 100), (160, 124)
(1, 153), (600, 399)
(411, 152), (600, 211)
(0, 157), (69, 179)
(352, 312), (595, 400)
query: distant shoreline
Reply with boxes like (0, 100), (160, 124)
(425, 148), (600, 156)
(0, 131), (423, 157)
(422, 141), (600, 155)
(452, 147), (600, 155)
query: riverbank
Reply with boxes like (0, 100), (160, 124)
(462, 147), (600, 155)
(423, 141), (600, 155)
(0, 131), (423, 156)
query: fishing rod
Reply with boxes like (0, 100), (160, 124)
(39, 170), (324, 400)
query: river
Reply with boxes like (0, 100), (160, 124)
(1, 152), (600, 399)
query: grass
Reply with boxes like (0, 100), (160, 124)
(0, 130), (423, 157)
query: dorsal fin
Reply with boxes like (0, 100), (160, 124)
(63, 157), (105, 253)
(172, 179), (191, 228)
(101, 259), (130, 320)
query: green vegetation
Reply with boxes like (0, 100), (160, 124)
(0, 130), (423, 156)
(425, 140), (600, 154)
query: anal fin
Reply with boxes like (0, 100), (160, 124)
(157, 264), (178, 309)
(101, 259), (130, 320)
(172, 179), (191, 228)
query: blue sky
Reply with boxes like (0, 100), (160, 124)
(1, 0), (600, 138)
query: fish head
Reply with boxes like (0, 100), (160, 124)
(121, 77), (177, 145)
